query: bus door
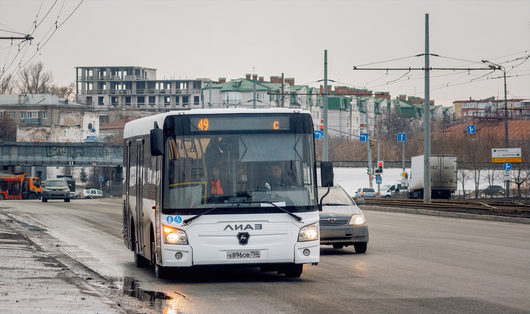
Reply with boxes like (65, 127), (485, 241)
(123, 141), (131, 249)
(135, 139), (145, 255)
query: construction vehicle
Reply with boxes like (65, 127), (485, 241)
(0, 172), (42, 200)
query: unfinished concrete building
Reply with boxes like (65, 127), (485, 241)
(75, 66), (205, 112)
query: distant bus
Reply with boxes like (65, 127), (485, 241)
(122, 109), (332, 278)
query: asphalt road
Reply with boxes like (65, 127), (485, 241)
(1, 198), (529, 314)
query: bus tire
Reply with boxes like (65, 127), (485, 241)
(151, 239), (168, 279)
(283, 264), (303, 278)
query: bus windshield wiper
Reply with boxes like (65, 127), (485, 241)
(227, 200), (303, 223)
(182, 207), (220, 226)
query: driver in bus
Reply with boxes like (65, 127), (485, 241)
(267, 163), (295, 189)
(208, 165), (226, 200)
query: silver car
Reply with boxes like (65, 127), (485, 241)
(319, 186), (369, 253)
(42, 179), (70, 202)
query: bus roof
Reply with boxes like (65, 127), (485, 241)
(123, 108), (311, 139)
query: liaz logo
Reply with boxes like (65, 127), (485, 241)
(224, 224), (262, 231)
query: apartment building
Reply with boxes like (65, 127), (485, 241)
(75, 66), (205, 111)
(453, 97), (529, 121)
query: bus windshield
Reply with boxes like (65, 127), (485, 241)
(163, 132), (317, 214)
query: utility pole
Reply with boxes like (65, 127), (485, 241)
(280, 73), (285, 108)
(353, 14), (493, 204)
(424, 13), (431, 204)
(366, 98), (373, 188)
(209, 81), (212, 108)
(323, 50), (329, 161)
(253, 77), (256, 109)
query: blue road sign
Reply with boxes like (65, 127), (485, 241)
(398, 133), (407, 142)
(376, 176), (382, 184)
(98, 175), (104, 182)
(314, 130), (323, 139)
(503, 162), (512, 171)
(360, 133), (368, 142)
(467, 124), (476, 134)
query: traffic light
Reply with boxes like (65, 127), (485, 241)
(375, 161), (384, 174)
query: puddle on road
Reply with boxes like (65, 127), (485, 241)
(122, 276), (182, 313)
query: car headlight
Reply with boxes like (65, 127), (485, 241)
(298, 222), (319, 242)
(163, 225), (188, 245)
(349, 214), (366, 225)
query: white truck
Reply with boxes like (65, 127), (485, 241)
(407, 155), (457, 199)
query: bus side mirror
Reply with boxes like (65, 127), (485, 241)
(320, 161), (334, 187)
(150, 128), (164, 156)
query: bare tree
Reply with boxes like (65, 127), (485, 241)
(458, 169), (470, 199)
(510, 164), (530, 199)
(49, 82), (75, 100)
(0, 73), (16, 94)
(18, 62), (53, 94)
(0, 115), (17, 141)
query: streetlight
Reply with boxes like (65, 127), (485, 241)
(482, 59), (509, 198)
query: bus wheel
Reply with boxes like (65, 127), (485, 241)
(283, 264), (303, 278)
(151, 239), (168, 279)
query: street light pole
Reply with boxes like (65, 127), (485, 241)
(482, 59), (509, 197)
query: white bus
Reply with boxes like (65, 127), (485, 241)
(123, 109), (333, 278)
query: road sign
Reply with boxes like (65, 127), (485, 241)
(466, 124), (476, 134)
(98, 175), (104, 182)
(376, 176), (382, 184)
(314, 130), (323, 139)
(503, 163), (512, 171)
(504, 171), (511, 181)
(492, 148), (522, 163)
(397, 133), (407, 142)
(360, 133), (368, 142)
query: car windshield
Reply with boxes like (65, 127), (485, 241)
(45, 180), (67, 187)
(318, 186), (354, 206)
(163, 132), (317, 213)
(363, 188), (375, 192)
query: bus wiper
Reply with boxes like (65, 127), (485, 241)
(228, 200), (303, 223)
(182, 207), (220, 226)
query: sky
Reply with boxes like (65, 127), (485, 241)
(1, 0), (529, 106)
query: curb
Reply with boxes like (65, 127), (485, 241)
(360, 205), (530, 224)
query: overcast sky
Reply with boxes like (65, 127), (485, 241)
(1, 0), (529, 106)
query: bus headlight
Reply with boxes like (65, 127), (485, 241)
(163, 225), (188, 245)
(349, 214), (366, 225)
(298, 222), (319, 242)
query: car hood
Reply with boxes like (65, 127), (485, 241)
(320, 205), (364, 219)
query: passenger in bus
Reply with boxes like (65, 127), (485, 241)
(208, 165), (225, 199)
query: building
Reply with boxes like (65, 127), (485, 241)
(75, 66), (205, 111)
(0, 94), (99, 142)
(453, 97), (530, 121)
(201, 74), (289, 108)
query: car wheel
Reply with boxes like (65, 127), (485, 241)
(354, 242), (368, 254)
(42, 197), (47, 202)
(29, 193), (37, 200)
(64, 198), (70, 202)
(283, 264), (303, 278)
(85, 196), (91, 199)
(384, 195), (391, 198)
(332, 244), (344, 249)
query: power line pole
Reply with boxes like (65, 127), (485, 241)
(424, 13), (431, 204)
(253, 77), (256, 109)
(280, 73), (284, 108)
(323, 50), (329, 162)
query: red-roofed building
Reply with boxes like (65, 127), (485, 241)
(453, 97), (530, 121)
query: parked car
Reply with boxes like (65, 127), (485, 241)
(42, 179), (70, 202)
(482, 185), (505, 197)
(319, 185), (369, 253)
(80, 189), (104, 199)
(355, 187), (376, 198)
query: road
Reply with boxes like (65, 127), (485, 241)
(1, 198), (529, 313)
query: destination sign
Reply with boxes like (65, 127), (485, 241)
(190, 116), (290, 132)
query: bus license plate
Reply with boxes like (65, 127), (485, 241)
(226, 250), (260, 259)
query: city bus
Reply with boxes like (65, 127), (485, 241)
(122, 108), (333, 278)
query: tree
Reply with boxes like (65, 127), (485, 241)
(49, 82), (75, 100)
(0, 73), (15, 94)
(511, 164), (530, 199)
(18, 62), (53, 94)
(80, 168), (87, 183)
(0, 115), (16, 141)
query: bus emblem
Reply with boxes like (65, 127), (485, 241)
(224, 224), (262, 231)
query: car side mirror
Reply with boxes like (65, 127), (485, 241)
(150, 128), (163, 156)
(320, 162), (334, 187)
